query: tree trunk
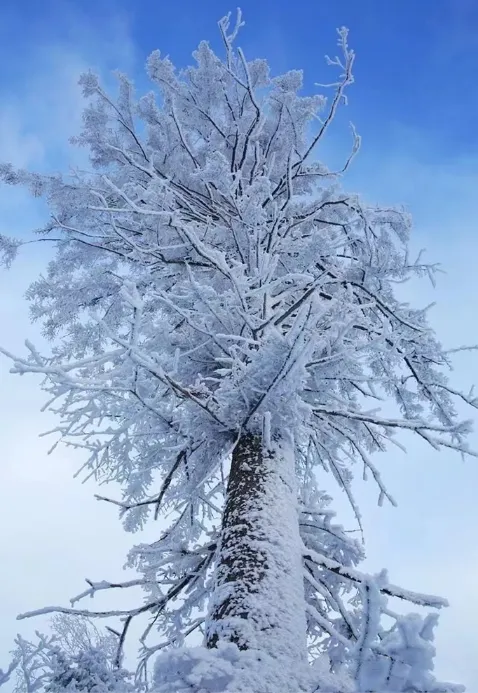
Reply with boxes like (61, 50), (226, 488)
(206, 433), (308, 691)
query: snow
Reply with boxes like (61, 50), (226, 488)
(206, 437), (309, 692)
(0, 8), (472, 693)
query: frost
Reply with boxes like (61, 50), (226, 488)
(0, 233), (20, 268)
(0, 9), (472, 693)
(1, 616), (135, 693)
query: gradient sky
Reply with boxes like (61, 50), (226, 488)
(1, 0), (478, 688)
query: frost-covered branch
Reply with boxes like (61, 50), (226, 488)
(0, 11), (471, 693)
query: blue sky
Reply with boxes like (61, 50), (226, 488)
(1, 0), (478, 689)
(1, 0), (478, 164)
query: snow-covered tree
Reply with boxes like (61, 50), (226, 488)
(1, 10), (474, 692)
(0, 617), (133, 693)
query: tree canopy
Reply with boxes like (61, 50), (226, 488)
(0, 10), (473, 693)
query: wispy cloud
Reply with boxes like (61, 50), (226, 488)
(0, 2), (136, 170)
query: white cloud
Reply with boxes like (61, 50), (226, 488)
(0, 110), (44, 169)
(0, 3), (136, 173)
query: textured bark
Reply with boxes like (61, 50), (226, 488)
(206, 433), (308, 688)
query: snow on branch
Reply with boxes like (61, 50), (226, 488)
(0, 10), (472, 692)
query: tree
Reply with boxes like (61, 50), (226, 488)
(0, 616), (133, 693)
(0, 10), (474, 692)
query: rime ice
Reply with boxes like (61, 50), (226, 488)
(0, 9), (474, 693)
